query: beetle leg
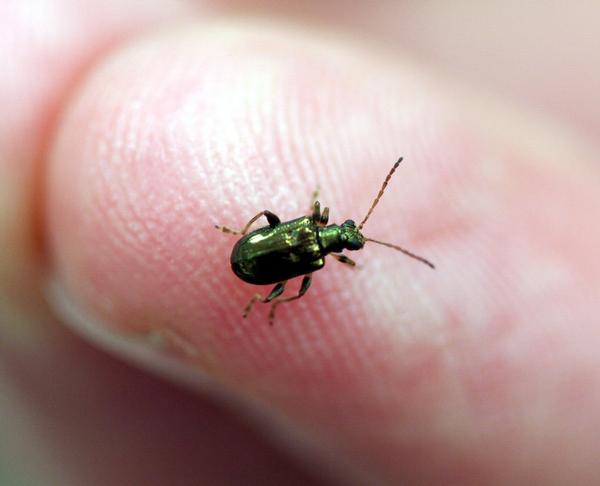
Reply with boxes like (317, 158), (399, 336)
(215, 210), (281, 235)
(319, 207), (329, 226)
(310, 185), (329, 226)
(243, 282), (286, 318)
(330, 253), (356, 267)
(268, 274), (312, 325)
(311, 200), (321, 224)
(309, 186), (320, 211)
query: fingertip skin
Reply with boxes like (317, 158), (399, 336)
(0, 0), (192, 294)
(47, 21), (600, 485)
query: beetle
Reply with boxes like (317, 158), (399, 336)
(216, 157), (434, 325)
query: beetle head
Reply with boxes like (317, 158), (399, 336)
(340, 219), (365, 251)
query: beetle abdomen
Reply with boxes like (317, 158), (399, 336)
(230, 216), (325, 285)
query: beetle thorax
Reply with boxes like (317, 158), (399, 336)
(318, 219), (365, 254)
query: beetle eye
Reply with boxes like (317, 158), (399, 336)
(343, 219), (355, 227)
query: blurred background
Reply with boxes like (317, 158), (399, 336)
(1, 1), (598, 485)
(210, 0), (600, 145)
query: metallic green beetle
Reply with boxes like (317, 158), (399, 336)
(216, 158), (434, 325)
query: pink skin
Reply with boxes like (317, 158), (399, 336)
(1, 2), (322, 485)
(3, 2), (600, 485)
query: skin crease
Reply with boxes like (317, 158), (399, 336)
(2, 1), (600, 485)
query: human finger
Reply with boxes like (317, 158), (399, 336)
(47, 20), (600, 485)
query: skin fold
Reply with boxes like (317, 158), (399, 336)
(2, 2), (600, 485)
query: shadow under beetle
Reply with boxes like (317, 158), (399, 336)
(216, 157), (435, 325)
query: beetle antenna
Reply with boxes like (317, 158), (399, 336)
(364, 237), (435, 269)
(358, 157), (403, 230)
